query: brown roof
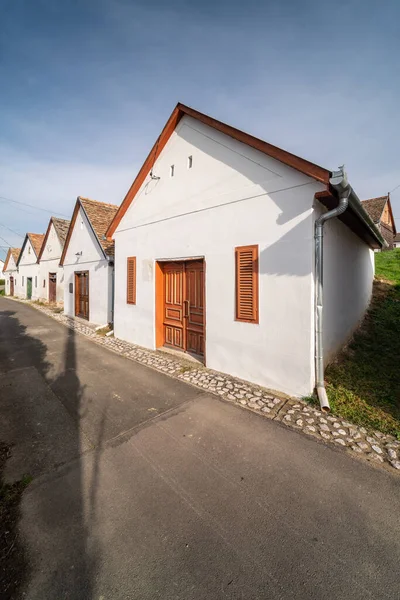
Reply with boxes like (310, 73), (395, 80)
(394, 233), (400, 242)
(80, 197), (119, 256)
(52, 217), (71, 247)
(28, 233), (45, 257)
(60, 197), (119, 265)
(37, 217), (71, 262)
(361, 196), (388, 224)
(3, 247), (21, 271)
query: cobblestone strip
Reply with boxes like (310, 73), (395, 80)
(8, 297), (400, 473)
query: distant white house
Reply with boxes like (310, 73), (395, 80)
(16, 233), (45, 299)
(3, 248), (20, 296)
(37, 217), (70, 304)
(0, 259), (5, 292)
(106, 103), (385, 400)
(394, 234), (400, 249)
(60, 197), (118, 326)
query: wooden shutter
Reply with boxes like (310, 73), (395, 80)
(235, 245), (259, 323)
(127, 257), (136, 304)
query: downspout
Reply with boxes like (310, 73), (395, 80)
(109, 260), (115, 326)
(315, 167), (351, 411)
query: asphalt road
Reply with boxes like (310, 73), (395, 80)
(1, 297), (400, 600)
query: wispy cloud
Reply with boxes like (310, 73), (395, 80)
(0, 0), (399, 259)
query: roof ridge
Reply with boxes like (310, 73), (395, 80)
(79, 196), (119, 209)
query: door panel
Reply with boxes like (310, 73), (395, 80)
(27, 278), (32, 300)
(163, 263), (184, 351)
(75, 272), (89, 320)
(160, 260), (205, 358)
(185, 261), (204, 356)
(49, 273), (57, 303)
(10, 277), (14, 296)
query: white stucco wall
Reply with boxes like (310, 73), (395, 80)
(38, 224), (65, 303)
(112, 115), (325, 397)
(3, 255), (17, 296)
(16, 238), (41, 299)
(313, 202), (375, 363)
(63, 206), (113, 325)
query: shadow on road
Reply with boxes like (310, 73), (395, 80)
(0, 303), (103, 599)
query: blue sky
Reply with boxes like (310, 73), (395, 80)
(1, 0), (399, 260)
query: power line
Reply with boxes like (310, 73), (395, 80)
(0, 222), (24, 238)
(0, 233), (14, 247)
(0, 195), (70, 218)
(389, 183), (400, 194)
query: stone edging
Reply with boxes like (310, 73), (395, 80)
(6, 297), (400, 473)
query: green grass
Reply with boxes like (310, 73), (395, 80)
(322, 248), (400, 438)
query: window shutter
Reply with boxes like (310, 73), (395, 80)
(127, 257), (136, 304)
(235, 245), (259, 323)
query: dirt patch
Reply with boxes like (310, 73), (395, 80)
(0, 442), (30, 599)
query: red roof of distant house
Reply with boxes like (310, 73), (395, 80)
(60, 197), (119, 266)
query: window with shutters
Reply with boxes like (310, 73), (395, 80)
(127, 257), (136, 304)
(235, 245), (259, 323)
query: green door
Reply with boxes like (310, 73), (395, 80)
(27, 278), (32, 300)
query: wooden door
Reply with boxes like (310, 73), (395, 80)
(163, 262), (185, 351)
(161, 260), (205, 358)
(49, 273), (57, 303)
(185, 261), (204, 356)
(10, 277), (14, 296)
(27, 278), (32, 300)
(75, 271), (89, 320)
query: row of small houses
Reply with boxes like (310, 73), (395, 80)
(2, 104), (398, 405)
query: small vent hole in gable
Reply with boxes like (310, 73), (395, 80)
(170, 164), (175, 177)
(188, 155), (193, 169)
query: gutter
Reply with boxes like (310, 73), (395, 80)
(314, 167), (386, 412)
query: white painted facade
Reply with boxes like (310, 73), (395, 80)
(63, 206), (113, 326)
(16, 237), (41, 300)
(112, 116), (326, 396)
(38, 223), (65, 303)
(314, 203), (375, 363)
(3, 253), (18, 296)
(111, 115), (378, 397)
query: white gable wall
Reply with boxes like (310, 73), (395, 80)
(113, 116), (324, 397)
(38, 223), (65, 303)
(3, 255), (17, 296)
(63, 206), (113, 325)
(313, 202), (374, 363)
(16, 238), (41, 299)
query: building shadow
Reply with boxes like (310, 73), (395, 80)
(0, 301), (102, 599)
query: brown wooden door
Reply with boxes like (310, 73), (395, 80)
(161, 260), (204, 357)
(10, 277), (14, 296)
(75, 271), (89, 320)
(185, 261), (204, 356)
(49, 273), (57, 303)
(163, 262), (185, 350)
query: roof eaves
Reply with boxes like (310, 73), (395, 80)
(106, 102), (332, 239)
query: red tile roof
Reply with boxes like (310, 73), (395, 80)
(3, 247), (21, 271)
(28, 233), (45, 257)
(361, 196), (388, 224)
(52, 218), (71, 247)
(79, 197), (119, 256)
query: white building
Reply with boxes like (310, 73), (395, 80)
(107, 103), (384, 399)
(37, 217), (70, 304)
(60, 197), (118, 326)
(2, 248), (20, 296)
(16, 234), (45, 299)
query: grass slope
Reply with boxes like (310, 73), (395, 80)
(323, 248), (400, 438)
